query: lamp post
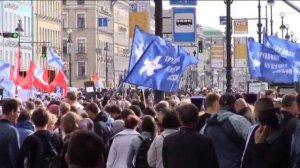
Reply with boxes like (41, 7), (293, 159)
(279, 12), (286, 39)
(67, 29), (73, 87)
(224, 0), (233, 93)
(15, 19), (23, 96)
(267, 0), (274, 35)
(257, 0), (262, 43)
(104, 42), (109, 88)
(285, 24), (290, 40)
(290, 31), (294, 42)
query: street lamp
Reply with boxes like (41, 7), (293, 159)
(67, 29), (73, 87)
(15, 19), (24, 47)
(257, 0), (262, 43)
(279, 12), (286, 39)
(267, 0), (274, 35)
(285, 24), (290, 40)
(104, 42), (109, 88)
(290, 31), (294, 42)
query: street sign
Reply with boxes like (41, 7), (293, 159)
(234, 20), (248, 34)
(172, 7), (196, 43)
(98, 18), (108, 27)
(170, 0), (197, 6)
(219, 16), (227, 25)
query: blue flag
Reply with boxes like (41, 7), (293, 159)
(125, 41), (198, 92)
(47, 48), (64, 69)
(264, 34), (300, 63)
(247, 39), (297, 83)
(129, 26), (168, 72)
(0, 61), (16, 96)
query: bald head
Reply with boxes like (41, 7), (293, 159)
(235, 98), (248, 113)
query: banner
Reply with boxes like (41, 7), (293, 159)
(129, 12), (149, 38)
(247, 39), (298, 83)
(234, 20), (248, 34)
(210, 38), (224, 68)
(234, 37), (247, 68)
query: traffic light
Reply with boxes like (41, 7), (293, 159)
(2, 32), (19, 38)
(42, 46), (47, 58)
(198, 40), (203, 53)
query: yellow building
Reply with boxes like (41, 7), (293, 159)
(33, 0), (62, 68)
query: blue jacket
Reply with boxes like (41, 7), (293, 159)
(0, 119), (20, 168)
(16, 120), (35, 145)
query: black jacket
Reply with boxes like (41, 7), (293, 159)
(241, 125), (291, 168)
(16, 130), (63, 168)
(162, 127), (219, 168)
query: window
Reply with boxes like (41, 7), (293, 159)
(77, 39), (85, 53)
(63, 40), (67, 54)
(77, 14), (85, 28)
(62, 0), (66, 5)
(77, 62), (86, 77)
(62, 14), (68, 28)
(77, 0), (84, 5)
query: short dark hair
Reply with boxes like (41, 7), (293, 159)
(121, 108), (135, 119)
(85, 103), (99, 115)
(110, 105), (121, 114)
(129, 105), (142, 117)
(155, 101), (169, 112)
(265, 89), (275, 96)
(31, 108), (49, 127)
(68, 130), (105, 168)
(17, 110), (31, 122)
(141, 116), (156, 134)
(66, 92), (77, 102)
(176, 104), (198, 126)
(2, 98), (21, 115)
(162, 111), (180, 129)
(282, 94), (296, 108)
(25, 101), (35, 110)
(205, 93), (220, 108)
(219, 93), (236, 108)
(124, 114), (139, 129)
(254, 97), (274, 115)
(143, 107), (157, 117)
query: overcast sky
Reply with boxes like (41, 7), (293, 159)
(162, 1), (300, 41)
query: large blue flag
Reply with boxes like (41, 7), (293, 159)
(264, 34), (300, 63)
(0, 61), (16, 96)
(47, 48), (64, 69)
(125, 41), (198, 92)
(129, 26), (168, 72)
(247, 39), (298, 83)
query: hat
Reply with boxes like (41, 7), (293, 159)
(219, 93), (236, 107)
(258, 108), (282, 130)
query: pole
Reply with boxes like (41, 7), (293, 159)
(265, 5), (268, 35)
(105, 42), (108, 88)
(257, 0), (262, 43)
(225, 0), (233, 93)
(154, 0), (164, 103)
(270, 6), (273, 35)
(68, 33), (72, 87)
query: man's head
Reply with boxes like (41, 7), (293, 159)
(234, 98), (248, 113)
(2, 98), (21, 122)
(254, 97), (274, 118)
(65, 92), (77, 105)
(219, 93), (236, 112)
(109, 105), (121, 120)
(176, 103), (199, 127)
(85, 103), (99, 120)
(265, 89), (276, 100)
(31, 108), (49, 128)
(205, 93), (220, 113)
(66, 130), (105, 168)
(59, 102), (71, 116)
(282, 94), (298, 116)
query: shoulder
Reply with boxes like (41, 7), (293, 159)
(228, 113), (251, 126)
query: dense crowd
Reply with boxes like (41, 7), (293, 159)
(1, 88), (300, 168)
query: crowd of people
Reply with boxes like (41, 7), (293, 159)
(1, 88), (300, 168)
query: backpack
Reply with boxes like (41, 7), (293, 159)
(27, 133), (62, 168)
(135, 136), (153, 168)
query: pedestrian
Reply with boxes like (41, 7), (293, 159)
(163, 103), (219, 168)
(16, 110), (35, 145)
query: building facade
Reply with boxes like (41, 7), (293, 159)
(33, 0), (62, 69)
(0, 1), (33, 71)
(63, 0), (114, 87)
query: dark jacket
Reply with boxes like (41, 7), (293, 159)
(162, 127), (219, 168)
(16, 120), (35, 145)
(0, 119), (20, 168)
(241, 125), (291, 168)
(16, 130), (63, 168)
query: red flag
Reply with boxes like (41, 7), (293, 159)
(90, 74), (99, 82)
(49, 70), (68, 96)
(43, 68), (49, 83)
(10, 47), (21, 84)
(18, 61), (35, 89)
(33, 68), (50, 92)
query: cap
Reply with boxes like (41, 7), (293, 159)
(219, 93), (236, 107)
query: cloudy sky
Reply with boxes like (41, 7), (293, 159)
(163, 1), (300, 41)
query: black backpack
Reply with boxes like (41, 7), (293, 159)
(29, 133), (62, 168)
(135, 136), (153, 168)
